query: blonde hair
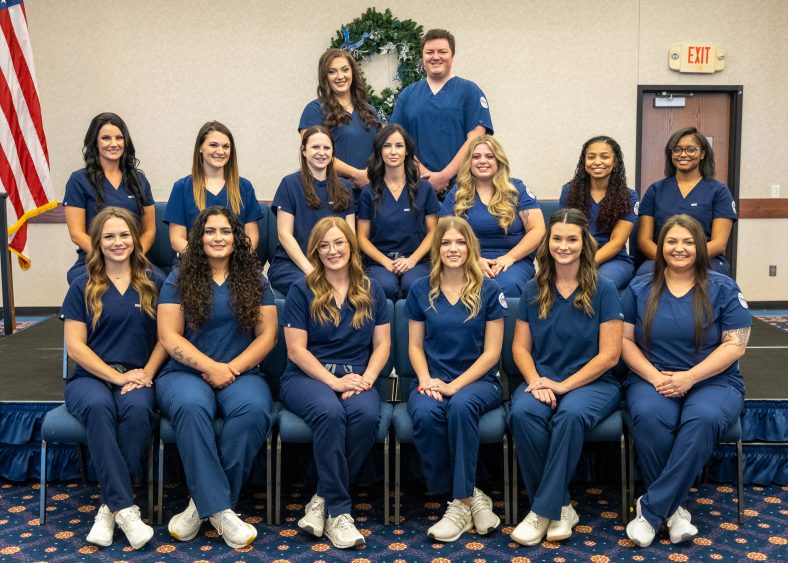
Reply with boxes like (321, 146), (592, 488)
(428, 216), (484, 320)
(191, 121), (241, 215)
(84, 207), (157, 329)
(305, 217), (373, 329)
(454, 136), (520, 231)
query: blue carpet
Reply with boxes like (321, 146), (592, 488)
(0, 479), (785, 561)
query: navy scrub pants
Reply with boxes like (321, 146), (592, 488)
(65, 376), (156, 511)
(408, 378), (502, 500)
(486, 259), (535, 298)
(155, 372), (272, 518)
(268, 257), (305, 297)
(598, 257), (635, 290)
(625, 376), (743, 529)
(366, 262), (430, 301)
(508, 377), (620, 520)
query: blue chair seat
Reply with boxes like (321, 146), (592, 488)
(720, 418), (742, 442)
(586, 410), (623, 443)
(41, 404), (87, 444)
(277, 402), (392, 444)
(392, 402), (506, 444)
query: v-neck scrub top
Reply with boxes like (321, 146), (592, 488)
(164, 175), (262, 232)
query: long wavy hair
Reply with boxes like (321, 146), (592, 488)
(428, 216), (484, 320)
(317, 48), (380, 131)
(82, 112), (146, 215)
(299, 126), (351, 211)
(177, 206), (263, 332)
(305, 217), (372, 328)
(664, 127), (715, 179)
(643, 214), (712, 352)
(565, 135), (632, 233)
(191, 121), (241, 215)
(533, 209), (599, 319)
(84, 207), (157, 329)
(454, 136), (520, 231)
(367, 124), (420, 218)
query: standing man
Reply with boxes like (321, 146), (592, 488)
(391, 29), (493, 197)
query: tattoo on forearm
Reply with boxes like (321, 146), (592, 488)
(723, 327), (751, 349)
(172, 345), (199, 369)
(521, 209), (530, 229)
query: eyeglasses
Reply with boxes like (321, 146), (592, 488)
(671, 146), (700, 156)
(317, 239), (347, 254)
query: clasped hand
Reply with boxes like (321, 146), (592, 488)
(119, 368), (152, 395)
(654, 370), (695, 398)
(418, 378), (457, 402)
(202, 362), (240, 389)
(336, 373), (374, 400)
(525, 377), (566, 409)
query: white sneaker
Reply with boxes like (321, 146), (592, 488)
(546, 503), (579, 542)
(114, 505), (154, 550)
(168, 498), (202, 542)
(324, 513), (365, 549)
(511, 510), (550, 546)
(667, 505), (698, 544)
(209, 509), (258, 549)
(626, 496), (656, 547)
(86, 504), (114, 547)
(427, 500), (473, 542)
(470, 488), (500, 535)
(298, 494), (325, 537)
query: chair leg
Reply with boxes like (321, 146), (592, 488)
(511, 440), (518, 524)
(266, 433), (272, 526)
(39, 439), (47, 525)
(383, 433), (390, 526)
(157, 439), (164, 526)
(147, 439), (154, 523)
(502, 433), (510, 525)
(627, 434), (635, 519)
(736, 439), (744, 524)
(275, 434), (282, 526)
(78, 444), (88, 483)
(619, 434), (627, 524)
(394, 439), (401, 525)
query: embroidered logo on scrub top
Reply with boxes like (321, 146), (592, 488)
(526, 187), (536, 200)
(633, 201), (640, 215)
(480, 96), (489, 109)
(731, 201), (737, 215)
(737, 292), (748, 309)
(498, 292), (508, 309)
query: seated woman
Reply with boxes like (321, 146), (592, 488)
(405, 216), (507, 543)
(164, 121), (261, 254)
(268, 126), (355, 295)
(440, 136), (545, 297)
(299, 48), (381, 194)
(508, 208), (623, 546)
(156, 206), (277, 548)
(560, 135), (639, 289)
(62, 207), (168, 550)
(637, 127), (736, 276)
(282, 217), (390, 549)
(623, 214), (750, 547)
(63, 113), (157, 283)
(357, 124), (440, 300)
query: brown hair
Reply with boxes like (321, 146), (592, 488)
(191, 121), (241, 214)
(316, 48), (380, 131)
(299, 126), (351, 211)
(421, 29), (455, 54)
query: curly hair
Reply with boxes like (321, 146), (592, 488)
(367, 124), (421, 219)
(565, 135), (631, 234)
(177, 206), (264, 332)
(317, 48), (380, 132)
(299, 126), (352, 211)
(82, 112), (146, 215)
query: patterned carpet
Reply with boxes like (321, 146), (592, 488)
(752, 311), (788, 332)
(0, 479), (785, 562)
(0, 315), (53, 336)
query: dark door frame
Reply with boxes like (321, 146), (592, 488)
(635, 84), (744, 277)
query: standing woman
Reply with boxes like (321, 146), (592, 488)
(637, 127), (736, 275)
(268, 126), (354, 295)
(508, 209), (623, 546)
(623, 214), (750, 547)
(283, 217), (390, 549)
(405, 216), (507, 543)
(63, 113), (157, 283)
(62, 207), (168, 549)
(440, 136), (545, 297)
(157, 206), (277, 548)
(299, 48), (381, 193)
(560, 135), (640, 289)
(164, 121), (262, 254)
(357, 124), (440, 300)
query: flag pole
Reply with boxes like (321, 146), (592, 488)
(0, 193), (15, 335)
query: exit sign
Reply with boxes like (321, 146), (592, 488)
(669, 44), (726, 73)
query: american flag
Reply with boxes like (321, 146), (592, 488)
(1, 0), (56, 269)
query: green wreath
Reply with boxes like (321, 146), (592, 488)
(331, 8), (424, 120)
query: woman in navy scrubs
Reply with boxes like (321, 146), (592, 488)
(357, 124), (440, 300)
(440, 136), (545, 297)
(405, 216), (507, 543)
(282, 217), (390, 549)
(62, 207), (167, 549)
(623, 214), (750, 547)
(560, 136), (639, 289)
(164, 121), (261, 254)
(63, 113), (157, 283)
(637, 127), (736, 275)
(268, 126), (355, 295)
(157, 206), (277, 549)
(299, 48), (381, 194)
(508, 208), (623, 546)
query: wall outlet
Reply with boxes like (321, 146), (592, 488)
(771, 184), (781, 198)
(769, 265), (777, 276)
